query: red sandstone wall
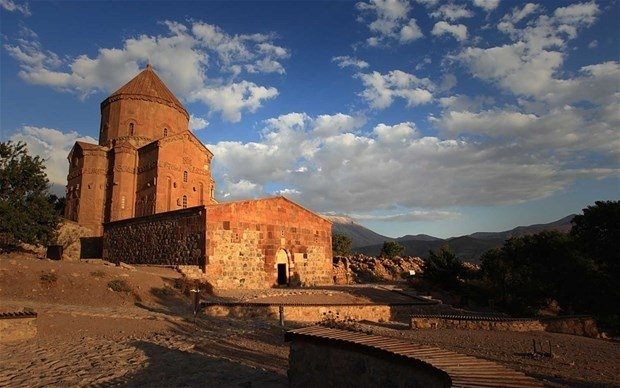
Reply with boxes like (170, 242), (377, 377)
(204, 197), (333, 289)
(99, 98), (188, 145)
(65, 145), (108, 235)
(155, 134), (216, 214)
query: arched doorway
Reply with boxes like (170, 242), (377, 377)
(275, 249), (289, 286)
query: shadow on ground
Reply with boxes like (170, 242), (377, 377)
(101, 340), (286, 387)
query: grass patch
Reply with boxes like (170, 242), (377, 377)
(90, 270), (106, 278)
(40, 271), (58, 285)
(108, 278), (132, 293)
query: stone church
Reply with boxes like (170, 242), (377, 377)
(65, 65), (333, 289)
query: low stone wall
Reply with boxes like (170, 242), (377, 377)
(203, 303), (419, 323)
(0, 311), (37, 342)
(103, 206), (206, 266)
(411, 316), (544, 331)
(542, 316), (599, 338)
(287, 332), (450, 387)
(410, 315), (600, 338)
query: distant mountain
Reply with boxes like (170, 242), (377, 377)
(469, 215), (575, 241)
(342, 214), (576, 263)
(325, 215), (393, 248)
(396, 234), (443, 242)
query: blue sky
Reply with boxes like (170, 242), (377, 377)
(1, 0), (618, 238)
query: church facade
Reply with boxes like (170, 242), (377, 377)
(66, 65), (333, 289)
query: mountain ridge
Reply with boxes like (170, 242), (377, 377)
(326, 214), (576, 263)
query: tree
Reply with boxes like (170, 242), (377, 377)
(423, 246), (465, 288)
(481, 231), (593, 315)
(332, 233), (352, 256)
(379, 241), (405, 259)
(0, 141), (59, 252)
(571, 200), (619, 275)
(47, 194), (66, 217)
(570, 200), (620, 321)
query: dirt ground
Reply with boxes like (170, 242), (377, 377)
(1, 254), (619, 387)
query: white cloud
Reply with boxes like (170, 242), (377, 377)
(553, 1), (599, 25)
(501, 3), (540, 25)
(220, 179), (263, 200)
(457, 3), (614, 107)
(4, 20), (288, 122)
(357, 70), (434, 109)
(431, 21), (468, 41)
(373, 122), (417, 143)
(352, 209), (461, 222)
(189, 81), (278, 123)
(432, 109), (538, 136)
(9, 126), (97, 193)
(399, 18), (424, 42)
(206, 111), (617, 216)
(472, 0), (500, 12)
(356, 0), (423, 46)
(332, 56), (370, 69)
(0, 0), (30, 16)
(430, 4), (474, 20)
(189, 114), (209, 131)
(588, 39), (598, 49)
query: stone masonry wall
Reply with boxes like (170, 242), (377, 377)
(103, 206), (206, 266)
(288, 339), (449, 387)
(204, 197), (333, 289)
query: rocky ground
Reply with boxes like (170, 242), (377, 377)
(333, 254), (424, 283)
(1, 253), (618, 387)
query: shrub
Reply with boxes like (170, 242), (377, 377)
(39, 271), (58, 285)
(379, 241), (405, 259)
(319, 312), (369, 333)
(90, 270), (106, 278)
(332, 233), (352, 256)
(108, 278), (132, 293)
(423, 246), (466, 289)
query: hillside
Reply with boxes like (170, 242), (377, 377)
(325, 215), (393, 248)
(333, 214), (575, 263)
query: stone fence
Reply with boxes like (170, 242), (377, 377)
(410, 314), (600, 338)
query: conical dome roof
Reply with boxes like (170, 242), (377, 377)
(101, 64), (188, 119)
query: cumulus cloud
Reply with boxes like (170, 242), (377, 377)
(332, 56), (370, 69)
(4, 20), (288, 122)
(9, 126), (97, 193)
(356, 0), (423, 46)
(0, 0), (30, 16)
(455, 2), (613, 106)
(472, 0), (500, 12)
(431, 21), (468, 41)
(357, 70), (434, 109)
(207, 111), (617, 217)
(430, 4), (474, 20)
(189, 114), (209, 131)
(352, 209), (461, 222)
(189, 81), (278, 122)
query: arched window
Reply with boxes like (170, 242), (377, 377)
(182, 195), (188, 208)
(183, 171), (188, 182)
(129, 123), (134, 135)
(163, 128), (168, 137)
